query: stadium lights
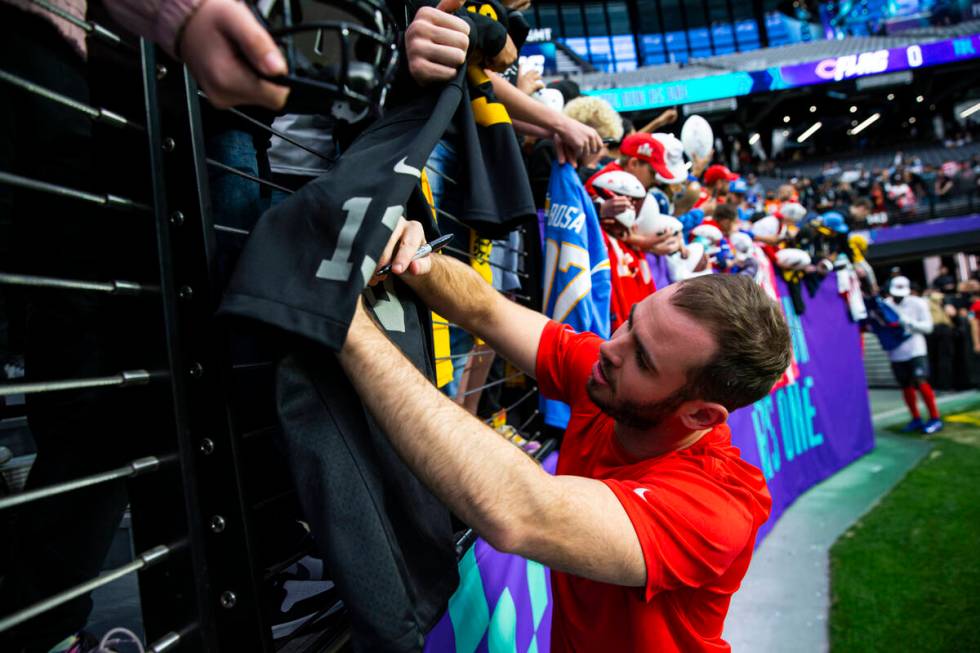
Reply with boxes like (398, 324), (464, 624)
(797, 122), (823, 143)
(887, 93), (895, 100)
(960, 101), (980, 118)
(909, 116), (917, 124)
(749, 132), (760, 145)
(783, 115), (791, 123)
(810, 105), (817, 113)
(916, 95), (924, 103)
(849, 105), (858, 113)
(848, 112), (880, 136)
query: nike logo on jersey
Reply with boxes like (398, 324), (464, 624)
(393, 157), (421, 178)
(633, 487), (651, 501)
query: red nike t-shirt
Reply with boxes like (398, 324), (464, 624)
(535, 320), (772, 653)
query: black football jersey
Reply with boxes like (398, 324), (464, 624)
(275, 281), (458, 651)
(218, 11), (533, 649)
(219, 65), (466, 652)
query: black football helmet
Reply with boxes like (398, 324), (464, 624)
(253, 0), (399, 119)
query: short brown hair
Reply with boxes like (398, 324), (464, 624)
(669, 275), (791, 411)
(713, 203), (737, 224)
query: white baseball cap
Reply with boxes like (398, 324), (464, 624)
(889, 276), (911, 297)
(533, 88), (565, 113)
(650, 133), (688, 184)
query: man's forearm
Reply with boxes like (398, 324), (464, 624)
(907, 315), (933, 335)
(637, 108), (677, 134)
(341, 302), (646, 586)
(401, 250), (548, 377)
(339, 303), (545, 551)
(402, 253), (502, 335)
(104, 0), (198, 56)
(513, 119), (551, 140)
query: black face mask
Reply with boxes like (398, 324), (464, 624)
(250, 0), (399, 119)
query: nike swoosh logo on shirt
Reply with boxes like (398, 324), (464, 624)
(633, 487), (650, 501)
(393, 157), (421, 178)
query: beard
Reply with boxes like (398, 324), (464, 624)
(586, 377), (688, 430)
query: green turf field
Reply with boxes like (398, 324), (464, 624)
(829, 406), (980, 652)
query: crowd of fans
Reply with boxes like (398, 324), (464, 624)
(429, 75), (979, 413)
(420, 74), (880, 416)
(730, 138), (980, 226)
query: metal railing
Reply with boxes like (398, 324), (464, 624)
(0, 5), (214, 647)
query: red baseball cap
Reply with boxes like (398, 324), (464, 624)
(620, 133), (672, 181)
(704, 164), (738, 186)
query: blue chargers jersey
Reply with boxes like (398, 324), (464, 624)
(540, 162), (611, 428)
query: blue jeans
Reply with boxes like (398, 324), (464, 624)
(206, 128), (272, 229)
(426, 139), (457, 208)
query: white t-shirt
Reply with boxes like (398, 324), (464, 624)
(884, 295), (933, 362)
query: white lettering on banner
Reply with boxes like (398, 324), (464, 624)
(546, 203), (586, 234)
(751, 376), (824, 481)
(518, 54), (546, 76)
(906, 44), (923, 68)
(526, 28), (552, 42)
(814, 49), (890, 82)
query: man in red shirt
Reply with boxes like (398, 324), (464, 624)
(703, 164), (739, 196)
(585, 133), (677, 329)
(339, 221), (792, 651)
(584, 132), (674, 199)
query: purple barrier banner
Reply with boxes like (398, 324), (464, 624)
(425, 276), (875, 652)
(425, 454), (558, 653)
(729, 275), (876, 540)
(866, 214), (980, 245)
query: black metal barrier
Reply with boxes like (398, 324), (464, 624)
(0, 4), (548, 649)
(0, 4), (210, 649)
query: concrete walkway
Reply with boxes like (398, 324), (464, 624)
(723, 388), (978, 652)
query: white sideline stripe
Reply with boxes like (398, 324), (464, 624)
(871, 390), (979, 424)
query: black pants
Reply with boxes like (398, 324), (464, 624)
(0, 7), (154, 650)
